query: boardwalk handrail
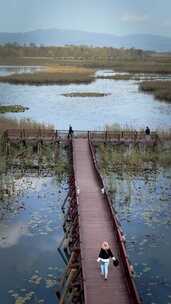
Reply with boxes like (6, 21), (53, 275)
(4, 128), (157, 141)
(88, 134), (142, 304)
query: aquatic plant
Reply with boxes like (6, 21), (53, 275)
(62, 92), (110, 97)
(95, 136), (171, 173)
(0, 105), (29, 113)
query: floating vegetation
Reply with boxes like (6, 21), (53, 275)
(45, 278), (56, 288)
(0, 176), (68, 303)
(0, 105), (29, 113)
(62, 92), (111, 97)
(29, 274), (42, 285)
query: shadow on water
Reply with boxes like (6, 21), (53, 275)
(0, 174), (68, 304)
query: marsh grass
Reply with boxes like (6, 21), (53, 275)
(104, 124), (171, 141)
(97, 74), (140, 81)
(6, 142), (68, 171)
(0, 65), (95, 85)
(104, 123), (136, 132)
(111, 62), (171, 74)
(0, 117), (54, 133)
(95, 137), (171, 175)
(0, 117), (56, 198)
(139, 81), (171, 102)
(0, 140), (70, 199)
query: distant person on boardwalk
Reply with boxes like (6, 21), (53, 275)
(68, 125), (74, 139)
(145, 126), (150, 136)
(97, 241), (117, 280)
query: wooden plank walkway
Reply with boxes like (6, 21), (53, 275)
(73, 138), (133, 304)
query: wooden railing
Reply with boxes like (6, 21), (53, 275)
(57, 143), (85, 304)
(88, 133), (142, 304)
(4, 128), (157, 143)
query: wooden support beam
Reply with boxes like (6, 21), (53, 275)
(59, 269), (77, 304)
(61, 251), (77, 287)
(61, 192), (70, 213)
(57, 247), (68, 265)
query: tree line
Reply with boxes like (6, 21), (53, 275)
(0, 43), (150, 60)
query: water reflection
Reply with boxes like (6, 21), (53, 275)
(0, 175), (67, 304)
(0, 222), (30, 248)
(0, 65), (43, 76)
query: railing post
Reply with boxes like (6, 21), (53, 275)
(105, 130), (107, 142)
(55, 130), (58, 140)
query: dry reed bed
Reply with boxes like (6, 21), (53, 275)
(112, 63), (171, 74)
(0, 65), (95, 85)
(95, 139), (171, 172)
(139, 80), (171, 102)
(0, 117), (54, 134)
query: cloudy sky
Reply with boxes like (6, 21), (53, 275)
(0, 0), (171, 36)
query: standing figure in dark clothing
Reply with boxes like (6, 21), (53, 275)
(145, 126), (150, 136)
(97, 241), (116, 280)
(68, 125), (74, 139)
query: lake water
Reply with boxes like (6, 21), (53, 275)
(0, 175), (68, 304)
(104, 168), (171, 304)
(0, 66), (171, 304)
(0, 66), (44, 77)
(0, 66), (171, 130)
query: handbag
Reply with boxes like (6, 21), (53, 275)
(113, 258), (119, 267)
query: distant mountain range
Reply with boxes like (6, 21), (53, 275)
(0, 29), (171, 52)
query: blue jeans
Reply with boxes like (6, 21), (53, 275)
(100, 260), (110, 279)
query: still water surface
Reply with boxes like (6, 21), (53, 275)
(104, 168), (171, 304)
(0, 66), (171, 303)
(0, 175), (67, 304)
(0, 66), (171, 130)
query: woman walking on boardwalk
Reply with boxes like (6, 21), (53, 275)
(97, 241), (117, 280)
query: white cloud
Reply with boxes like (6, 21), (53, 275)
(0, 223), (31, 248)
(122, 13), (148, 23)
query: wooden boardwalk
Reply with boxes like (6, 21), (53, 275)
(73, 138), (138, 304)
